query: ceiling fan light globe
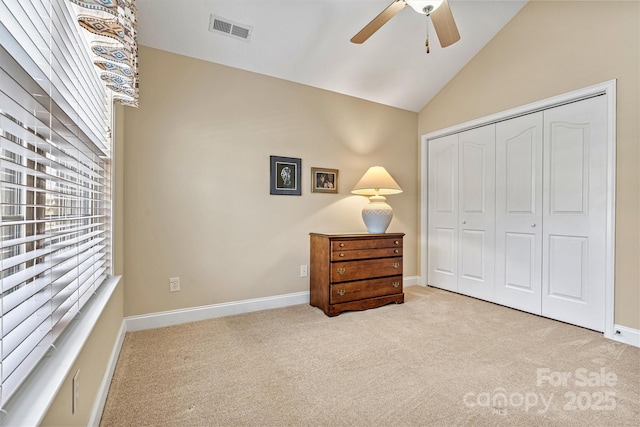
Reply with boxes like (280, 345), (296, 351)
(406, 0), (444, 14)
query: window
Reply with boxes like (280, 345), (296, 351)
(1, 0), (112, 408)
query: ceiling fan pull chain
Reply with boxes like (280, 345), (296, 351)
(425, 15), (430, 54)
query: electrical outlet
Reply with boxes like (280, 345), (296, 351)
(72, 370), (80, 414)
(300, 264), (308, 277)
(169, 277), (181, 292)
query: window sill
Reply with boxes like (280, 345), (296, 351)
(0, 275), (122, 427)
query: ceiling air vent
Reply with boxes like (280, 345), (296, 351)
(209, 15), (253, 42)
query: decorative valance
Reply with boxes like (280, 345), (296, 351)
(66, 0), (139, 107)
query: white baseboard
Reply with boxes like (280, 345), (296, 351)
(88, 320), (127, 426)
(404, 275), (420, 287)
(125, 291), (311, 332)
(612, 324), (640, 348)
(126, 277), (420, 332)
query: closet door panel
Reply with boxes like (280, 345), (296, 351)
(457, 125), (495, 301)
(547, 236), (588, 299)
(495, 113), (543, 314)
(504, 232), (536, 291)
(542, 95), (607, 331)
(460, 229), (485, 280)
(428, 134), (459, 292)
(433, 228), (456, 275)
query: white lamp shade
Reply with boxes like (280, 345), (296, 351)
(351, 166), (403, 196)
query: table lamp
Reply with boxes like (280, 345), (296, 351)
(351, 166), (403, 233)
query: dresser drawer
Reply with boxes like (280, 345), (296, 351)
(331, 246), (401, 261)
(330, 276), (403, 304)
(331, 257), (402, 283)
(331, 237), (402, 252)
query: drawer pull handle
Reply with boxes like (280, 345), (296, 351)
(339, 253), (345, 257)
(392, 262), (400, 269)
(337, 289), (346, 296)
(392, 281), (400, 288)
(339, 243), (345, 248)
(394, 240), (399, 245)
(394, 249), (399, 254)
(337, 268), (346, 275)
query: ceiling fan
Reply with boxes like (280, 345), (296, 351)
(351, 0), (460, 53)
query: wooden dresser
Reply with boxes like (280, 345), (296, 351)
(309, 233), (404, 316)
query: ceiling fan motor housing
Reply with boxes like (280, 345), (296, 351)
(406, 0), (444, 15)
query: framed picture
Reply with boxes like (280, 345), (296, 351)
(270, 156), (301, 195)
(311, 167), (339, 194)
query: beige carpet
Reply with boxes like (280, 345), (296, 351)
(100, 286), (640, 426)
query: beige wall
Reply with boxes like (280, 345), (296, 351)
(418, 1), (640, 329)
(123, 46), (419, 316)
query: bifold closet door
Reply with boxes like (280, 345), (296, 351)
(457, 126), (495, 301)
(428, 125), (495, 299)
(495, 113), (543, 314)
(541, 95), (608, 331)
(428, 93), (609, 332)
(428, 134), (458, 292)
(494, 97), (608, 330)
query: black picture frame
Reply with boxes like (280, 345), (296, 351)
(270, 156), (301, 195)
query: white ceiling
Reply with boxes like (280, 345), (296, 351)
(136, 0), (528, 112)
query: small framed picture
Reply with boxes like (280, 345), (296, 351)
(311, 167), (339, 194)
(270, 156), (301, 196)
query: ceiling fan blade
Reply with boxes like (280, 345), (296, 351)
(350, 0), (407, 44)
(430, 0), (460, 47)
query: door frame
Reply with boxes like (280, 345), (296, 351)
(420, 80), (616, 339)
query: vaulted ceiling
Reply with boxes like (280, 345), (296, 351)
(136, 0), (528, 112)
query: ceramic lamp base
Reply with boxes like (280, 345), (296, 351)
(361, 195), (393, 234)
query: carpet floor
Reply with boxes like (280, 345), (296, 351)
(100, 286), (639, 426)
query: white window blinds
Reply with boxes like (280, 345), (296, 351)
(0, 0), (112, 408)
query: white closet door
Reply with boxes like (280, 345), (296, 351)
(542, 95), (608, 331)
(457, 125), (495, 301)
(495, 113), (543, 314)
(428, 134), (459, 292)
